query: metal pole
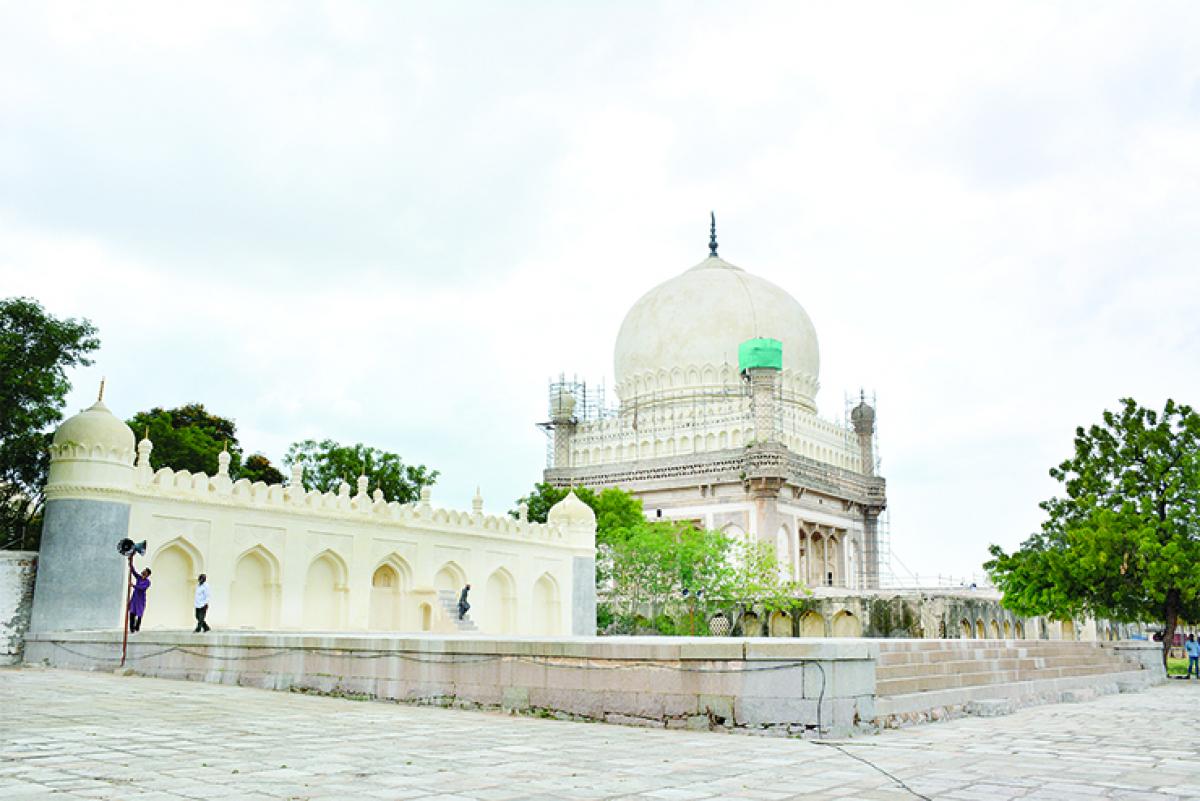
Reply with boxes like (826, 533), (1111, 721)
(120, 556), (133, 668)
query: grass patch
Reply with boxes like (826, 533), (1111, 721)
(1167, 657), (1193, 677)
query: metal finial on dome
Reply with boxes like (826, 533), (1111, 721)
(97, 377), (106, 403)
(709, 211), (718, 258)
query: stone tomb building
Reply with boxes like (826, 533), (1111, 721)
(30, 395), (597, 636)
(544, 232), (886, 591)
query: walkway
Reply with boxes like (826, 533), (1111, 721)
(1, 668), (1197, 800)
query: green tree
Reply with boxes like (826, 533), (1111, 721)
(284, 439), (437, 503)
(512, 483), (645, 546)
(240, 453), (284, 485)
(127, 404), (243, 477)
(985, 398), (1200, 666)
(0, 297), (100, 550)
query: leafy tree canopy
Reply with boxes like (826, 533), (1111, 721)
(513, 483), (805, 633)
(284, 439), (437, 504)
(512, 482), (645, 546)
(985, 398), (1200, 665)
(240, 453), (285, 485)
(0, 297), (100, 550)
(128, 403), (242, 477)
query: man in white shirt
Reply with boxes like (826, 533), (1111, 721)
(193, 574), (211, 633)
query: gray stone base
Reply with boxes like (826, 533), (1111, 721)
(24, 631), (878, 737)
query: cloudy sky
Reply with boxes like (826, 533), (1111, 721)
(3, 2), (1198, 581)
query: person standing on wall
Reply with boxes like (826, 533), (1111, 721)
(458, 584), (471, 621)
(1185, 633), (1200, 679)
(128, 560), (151, 633)
(193, 573), (211, 633)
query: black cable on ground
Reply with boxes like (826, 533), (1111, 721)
(813, 741), (932, 801)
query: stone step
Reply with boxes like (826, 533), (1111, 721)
(877, 645), (1110, 666)
(876, 663), (1140, 696)
(875, 655), (1133, 681)
(874, 669), (1154, 724)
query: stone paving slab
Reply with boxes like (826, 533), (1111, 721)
(1, 667), (1197, 800)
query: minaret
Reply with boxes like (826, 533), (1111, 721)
(740, 337), (782, 444)
(549, 385), (577, 469)
(851, 391), (876, 476)
(851, 392), (881, 588)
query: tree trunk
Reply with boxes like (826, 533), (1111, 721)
(1162, 589), (1181, 670)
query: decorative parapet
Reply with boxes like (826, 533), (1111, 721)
(549, 445), (885, 509)
(47, 460), (590, 550)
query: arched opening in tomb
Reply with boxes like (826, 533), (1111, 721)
(769, 610), (792, 637)
(739, 611), (760, 636)
(303, 551), (348, 630)
(832, 611), (862, 637)
(775, 525), (792, 581)
(435, 562), (467, 596)
(1059, 619), (1075, 641)
(229, 547), (278, 629)
(974, 619), (985, 639)
(800, 611), (825, 637)
(708, 614), (731, 636)
(809, 533), (824, 586)
(1015, 621), (1026, 639)
(848, 540), (861, 590)
(148, 539), (200, 629)
(532, 573), (561, 635)
(483, 568), (516, 634)
(989, 620), (1001, 639)
(960, 619), (972, 639)
(1003, 620), (1012, 639)
(826, 536), (841, 587)
(419, 603), (433, 632)
(369, 558), (411, 631)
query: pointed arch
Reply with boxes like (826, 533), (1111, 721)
(832, 610), (861, 637)
(798, 611), (825, 637)
(435, 561), (467, 594)
(148, 538), (203, 629)
(304, 549), (348, 630)
(369, 555), (412, 631)
(229, 545), (280, 630)
(483, 567), (517, 634)
(532, 573), (561, 635)
(769, 610), (792, 637)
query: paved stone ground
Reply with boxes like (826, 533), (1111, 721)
(1, 668), (1197, 801)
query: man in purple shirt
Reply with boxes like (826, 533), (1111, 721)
(128, 562), (152, 633)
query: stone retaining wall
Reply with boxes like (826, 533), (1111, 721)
(0, 552), (37, 665)
(23, 631), (878, 737)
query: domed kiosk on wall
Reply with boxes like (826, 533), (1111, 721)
(31, 387), (138, 632)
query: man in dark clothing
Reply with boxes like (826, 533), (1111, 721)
(458, 584), (471, 620)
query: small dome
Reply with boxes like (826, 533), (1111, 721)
(53, 399), (136, 460)
(613, 255), (820, 411)
(547, 490), (596, 528)
(851, 398), (876, 434)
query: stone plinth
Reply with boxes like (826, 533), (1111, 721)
(24, 631), (877, 737)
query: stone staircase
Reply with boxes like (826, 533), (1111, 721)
(873, 640), (1155, 727)
(436, 590), (479, 633)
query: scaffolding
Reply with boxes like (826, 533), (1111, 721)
(537, 375), (617, 467)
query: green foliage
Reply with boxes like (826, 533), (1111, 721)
(513, 483), (644, 544)
(986, 398), (1200, 665)
(240, 453), (284, 485)
(602, 520), (805, 631)
(284, 439), (437, 503)
(128, 404), (243, 477)
(513, 483), (805, 634)
(0, 297), (99, 550)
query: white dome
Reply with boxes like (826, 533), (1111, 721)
(614, 255), (820, 411)
(547, 490), (596, 528)
(52, 399), (136, 462)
